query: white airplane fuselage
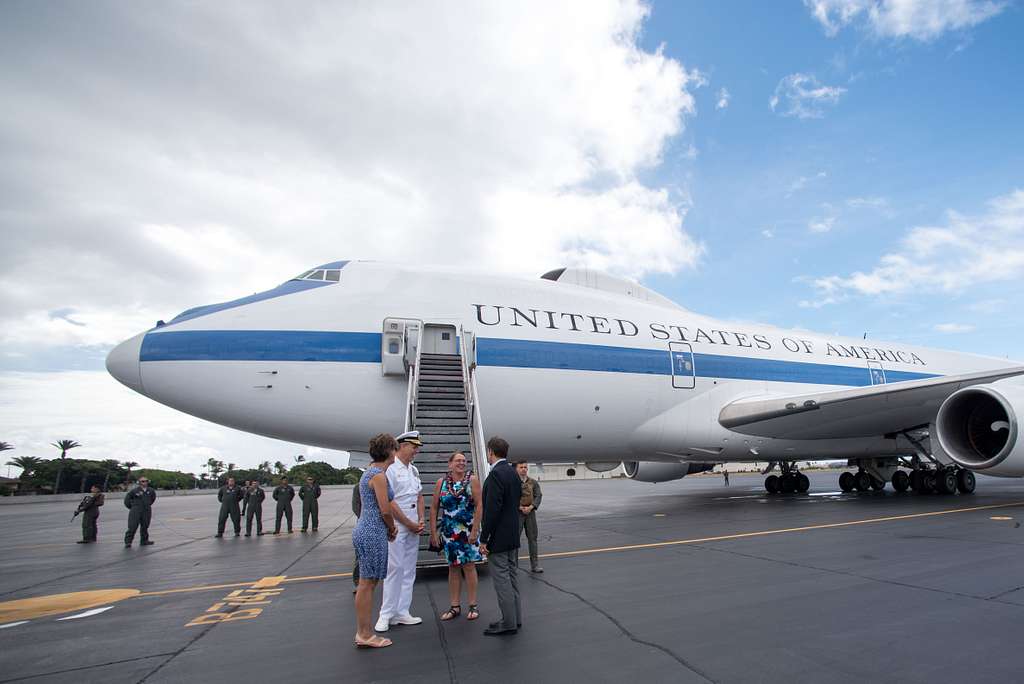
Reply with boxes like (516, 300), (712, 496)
(106, 261), (1017, 467)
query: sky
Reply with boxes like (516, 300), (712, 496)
(1, 1), (1022, 476)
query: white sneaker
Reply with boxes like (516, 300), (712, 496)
(391, 614), (422, 625)
(374, 616), (391, 632)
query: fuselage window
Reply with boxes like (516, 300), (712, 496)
(325, 269), (340, 282)
(307, 270), (325, 281)
(295, 270), (314, 280)
(388, 340), (400, 354)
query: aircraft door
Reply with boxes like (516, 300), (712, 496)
(422, 324), (458, 355)
(669, 342), (696, 389)
(867, 360), (886, 385)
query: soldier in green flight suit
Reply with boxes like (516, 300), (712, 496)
(124, 478), (156, 547)
(216, 477), (243, 537)
(272, 476), (295, 534)
(75, 484), (105, 543)
(244, 480), (265, 537)
(299, 476), (321, 532)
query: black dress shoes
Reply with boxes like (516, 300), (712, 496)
(483, 626), (518, 636)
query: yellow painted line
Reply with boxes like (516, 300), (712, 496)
(119, 500), (1024, 601)
(530, 500), (1024, 561)
(0, 589), (140, 624)
(991, 516), (1014, 521)
(138, 581), (256, 597)
(252, 576), (286, 589)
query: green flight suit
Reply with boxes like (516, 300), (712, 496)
(299, 483), (321, 531)
(273, 484), (295, 533)
(124, 486), (156, 546)
(244, 485), (265, 536)
(77, 492), (104, 542)
(217, 484), (243, 535)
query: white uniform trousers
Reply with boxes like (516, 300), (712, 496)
(379, 527), (419, 619)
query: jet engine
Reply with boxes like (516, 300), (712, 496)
(622, 461), (715, 483)
(935, 383), (1024, 477)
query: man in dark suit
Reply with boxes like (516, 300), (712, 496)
(479, 436), (523, 636)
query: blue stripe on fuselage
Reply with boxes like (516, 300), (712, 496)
(139, 330), (938, 386)
(141, 330), (381, 362)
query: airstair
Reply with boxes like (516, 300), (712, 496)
(399, 326), (488, 567)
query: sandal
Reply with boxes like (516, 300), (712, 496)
(354, 635), (392, 648)
(466, 604), (479, 621)
(440, 605), (461, 621)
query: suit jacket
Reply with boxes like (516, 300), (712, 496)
(480, 460), (522, 554)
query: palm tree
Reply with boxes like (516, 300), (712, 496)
(123, 461), (139, 483)
(294, 454), (306, 464)
(51, 439), (81, 494)
(6, 455), (42, 478)
(274, 460), (287, 476)
(100, 459), (121, 491)
(0, 442), (12, 454)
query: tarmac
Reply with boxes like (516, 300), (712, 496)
(3, 472), (1024, 683)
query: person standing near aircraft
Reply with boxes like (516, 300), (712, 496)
(124, 477), (156, 547)
(299, 476), (321, 532)
(353, 433), (398, 649)
(430, 451), (483, 621)
(244, 480), (265, 536)
(240, 480), (250, 517)
(216, 477), (243, 537)
(375, 430), (425, 632)
(75, 484), (104, 543)
(272, 476), (295, 534)
(351, 478), (362, 593)
(516, 461), (543, 573)
(480, 437), (522, 636)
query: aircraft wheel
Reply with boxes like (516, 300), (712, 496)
(892, 470), (910, 493)
(870, 477), (886, 491)
(780, 474), (796, 494)
(922, 472), (936, 494)
(854, 471), (871, 492)
(909, 470), (922, 492)
(765, 475), (780, 494)
(936, 469), (958, 495)
(839, 472), (855, 492)
(956, 469), (976, 494)
(796, 473), (810, 493)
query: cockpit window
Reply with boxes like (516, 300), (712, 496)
(291, 263), (347, 283)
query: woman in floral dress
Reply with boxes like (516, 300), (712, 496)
(429, 451), (483, 621)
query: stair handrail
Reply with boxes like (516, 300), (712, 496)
(460, 327), (489, 478)
(404, 323), (424, 432)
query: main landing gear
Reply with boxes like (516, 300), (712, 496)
(837, 458), (976, 495)
(763, 462), (810, 495)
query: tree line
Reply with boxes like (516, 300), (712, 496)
(2, 441), (361, 494)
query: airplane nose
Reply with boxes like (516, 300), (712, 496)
(106, 332), (145, 394)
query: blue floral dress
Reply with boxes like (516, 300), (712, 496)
(352, 466), (393, 580)
(438, 474), (482, 566)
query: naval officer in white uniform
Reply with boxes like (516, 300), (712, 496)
(375, 430), (425, 632)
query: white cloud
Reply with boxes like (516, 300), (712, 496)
(770, 73), (846, 119)
(0, 1), (704, 354)
(762, 228), (775, 239)
(715, 87), (730, 110)
(804, 0), (1007, 41)
(787, 170), (828, 197)
(808, 216), (837, 233)
(935, 323), (975, 333)
(805, 189), (1024, 304)
(0, 372), (348, 473)
(846, 196), (888, 209)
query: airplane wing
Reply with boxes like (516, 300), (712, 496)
(718, 366), (1024, 440)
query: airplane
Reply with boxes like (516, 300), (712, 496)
(106, 260), (1024, 498)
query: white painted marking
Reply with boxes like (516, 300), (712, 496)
(0, 621), (29, 629)
(809, 492), (844, 497)
(57, 606), (114, 621)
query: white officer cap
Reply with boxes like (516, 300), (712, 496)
(396, 430), (423, 446)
